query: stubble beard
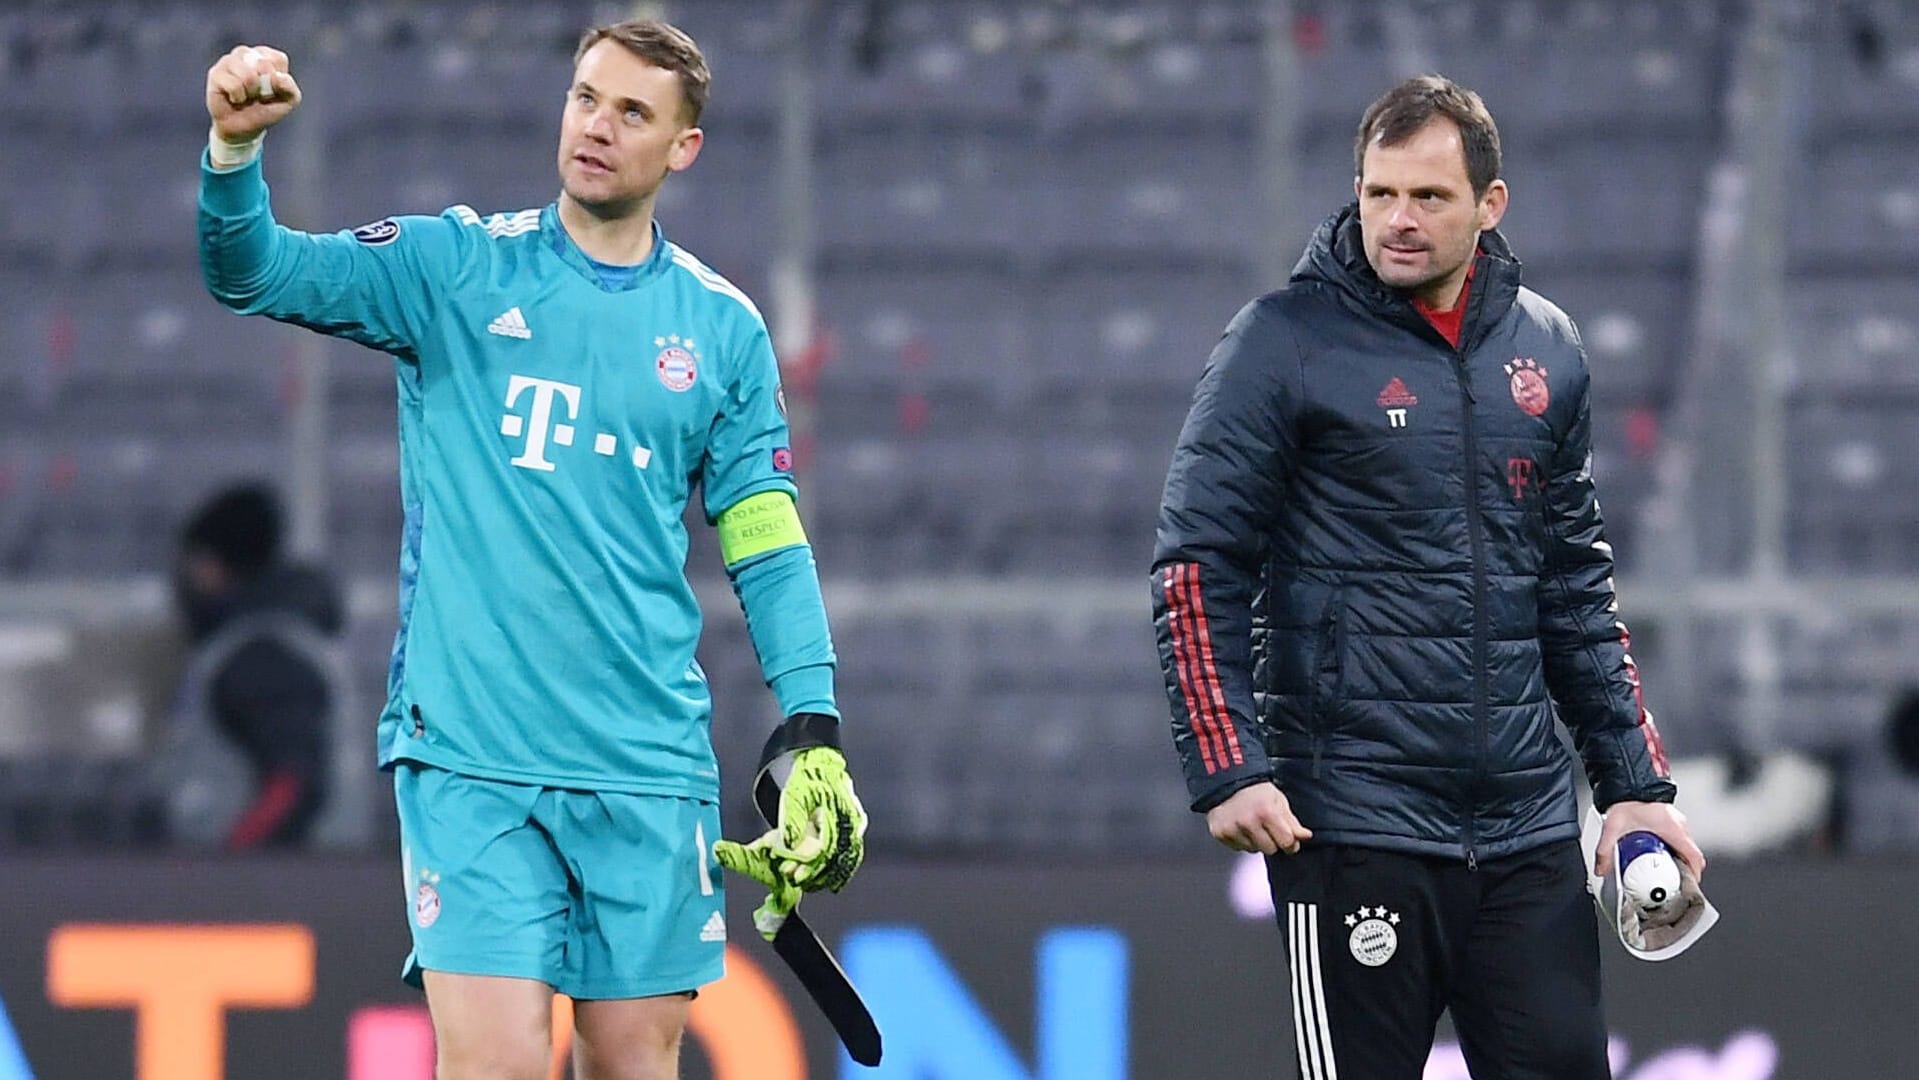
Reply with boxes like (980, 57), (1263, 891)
(563, 155), (677, 222)
(562, 172), (652, 222)
(1372, 240), (1471, 300)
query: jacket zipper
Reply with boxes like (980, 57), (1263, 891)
(1455, 350), (1488, 871)
(1309, 587), (1346, 779)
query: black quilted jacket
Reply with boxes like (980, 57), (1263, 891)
(1151, 205), (1676, 863)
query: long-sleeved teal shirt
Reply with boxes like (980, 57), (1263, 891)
(199, 153), (836, 801)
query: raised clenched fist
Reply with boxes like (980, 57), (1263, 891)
(205, 45), (302, 145)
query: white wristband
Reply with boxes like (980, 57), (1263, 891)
(208, 125), (263, 170)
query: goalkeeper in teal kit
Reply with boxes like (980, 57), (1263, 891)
(198, 20), (861, 1080)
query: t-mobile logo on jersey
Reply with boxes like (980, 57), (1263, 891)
(500, 374), (581, 471)
(500, 374), (654, 474)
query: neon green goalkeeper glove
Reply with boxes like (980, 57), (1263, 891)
(713, 831), (803, 940)
(714, 721), (869, 941)
(769, 746), (868, 893)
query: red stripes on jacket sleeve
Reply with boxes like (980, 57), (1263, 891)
(1618, 625), (1669, 777)
(226, 769), (306, 849)
(1163, 562), (1245, 774)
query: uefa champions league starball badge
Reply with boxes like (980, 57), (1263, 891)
(1345, 905), (1401, 966)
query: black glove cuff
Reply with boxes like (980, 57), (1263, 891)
(753, 713), (843, 825)
(757, 712), (843, 773)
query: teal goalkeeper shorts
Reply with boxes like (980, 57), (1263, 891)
(394, 762), (727, 999)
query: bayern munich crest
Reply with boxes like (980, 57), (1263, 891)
(1505, 357), (1550, 417)
(1346, 905), (1401, 966)
(654, 334), (700, 392)
(414, 868), (443, 928)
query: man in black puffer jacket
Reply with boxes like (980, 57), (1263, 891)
(167, 484), (346, 849)
(1151, 76), (1706, 1079)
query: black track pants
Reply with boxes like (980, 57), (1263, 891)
(1266, 839), (1611, 1080)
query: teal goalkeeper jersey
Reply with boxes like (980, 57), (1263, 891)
(199, 155), (836, 801)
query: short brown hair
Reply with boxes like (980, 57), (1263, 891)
(1354, 75), (1502, 198)
(575, 19), (710, 126)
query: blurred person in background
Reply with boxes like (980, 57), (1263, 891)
(1888, 689), (1919, 780)
(165, 482), (342, 849)
(1151, 75), (1705, 1079)
(197, 19), (863, 1080)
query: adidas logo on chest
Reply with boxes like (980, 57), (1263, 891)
(487, 307), (532, 340)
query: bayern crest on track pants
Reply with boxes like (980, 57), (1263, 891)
(1265, 839), (1612, 1080)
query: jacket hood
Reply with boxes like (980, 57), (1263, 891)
(1290, 202), (1525, 350)
(182, 561), (345, 641)
(242, 562), (344, 635)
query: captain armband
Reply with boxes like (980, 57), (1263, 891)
(718, 491), (809, 568)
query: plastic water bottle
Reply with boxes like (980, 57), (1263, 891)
(1617, 830), (1682, 909)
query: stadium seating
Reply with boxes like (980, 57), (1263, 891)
(4, 0), (1919, 853)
